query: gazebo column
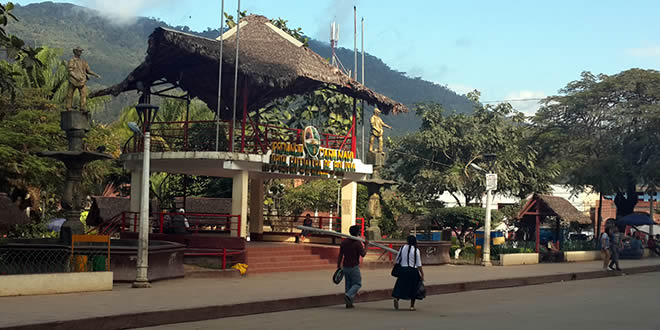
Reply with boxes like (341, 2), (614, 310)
(249, 177), (264, 240)
(341, 180), (357, 235)
(535, 212), (540, 253)
(231, 170), (249, 238)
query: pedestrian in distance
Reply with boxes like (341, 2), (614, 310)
(299, 213), (313, 243)
(648, 234), (660, 257)
(392, 235), (425, 311)
(600, 227), (611, 270)
(336, 225), (368, 309)
(609, 225), (622, 271)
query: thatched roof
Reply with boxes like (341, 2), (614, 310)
(90, 15), (408, 116)
(518, 194), (592, 225)
(0, 193), (30, 233)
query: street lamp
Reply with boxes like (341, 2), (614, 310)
(472, 153), (497, 266)
(128, 103), (158, 288)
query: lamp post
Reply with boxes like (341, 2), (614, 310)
(472, 154), (497, 266)
(129, 103), (158, 288)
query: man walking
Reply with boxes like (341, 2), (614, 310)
(609, 226), (622, 271)
(337, 225), (367, 308)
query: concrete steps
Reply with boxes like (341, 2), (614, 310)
(247, 244), (338, 274)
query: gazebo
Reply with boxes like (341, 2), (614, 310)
(90, 15), (409, 239)
(517, 194), (592, 252)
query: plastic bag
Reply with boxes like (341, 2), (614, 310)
(231, 263), (248, 275)
(416, 281), (426, 300)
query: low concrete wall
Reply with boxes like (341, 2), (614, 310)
(564, 250), (601, 262)
(500, 253), (539, 266)
(0, 272), (113, 297)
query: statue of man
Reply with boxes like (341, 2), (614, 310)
(66, 46), (101, 111)
(369, 108), (391, 153)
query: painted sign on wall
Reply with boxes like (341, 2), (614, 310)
(263, 132), (356, 177)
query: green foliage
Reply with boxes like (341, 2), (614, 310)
(560, 240), (596, 252)
(490, 241), (536, 259)
(280, 180), (340, 217)
(430, 206), (483, 247)
(0, 90), (66, 196)
(6, 221), (57, 238)
(0, 2), (44, 99)
(387, 96), (557, 210)
(534, 69), (660, 216)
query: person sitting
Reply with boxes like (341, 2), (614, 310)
(620, 233), (644, 259)
(171, 208), (190, 234)
(648, 235), (660, 257)
(299, 213), (313, 243)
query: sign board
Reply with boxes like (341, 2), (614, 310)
(263, 127), (356, 178)
(486, 173), (497, 191)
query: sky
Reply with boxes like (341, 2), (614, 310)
(17, 0), (660, 115)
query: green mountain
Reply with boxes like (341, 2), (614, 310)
(9, 1), (475, 132)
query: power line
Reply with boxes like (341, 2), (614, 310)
(481, 98), (545, 104)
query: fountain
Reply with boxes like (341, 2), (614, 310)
(39, 111), (112, 242)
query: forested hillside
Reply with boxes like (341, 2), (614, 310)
(9, 1), (475, 132)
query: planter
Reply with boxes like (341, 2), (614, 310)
(0, 272), (112, 297)
(499, 253), (539, 266)
(563, 250), (600, 262)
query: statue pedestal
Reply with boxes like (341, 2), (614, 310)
(365, 225), (381, 241)
(60, 210), (84, 243)
(367, 151), (386, 167)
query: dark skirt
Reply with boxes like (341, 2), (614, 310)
(392, 266), (422, 300)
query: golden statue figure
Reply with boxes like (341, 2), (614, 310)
(369, 108), (391, 153)
(66, 46), (101, 111)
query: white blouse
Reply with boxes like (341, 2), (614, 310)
(396, 244), (422, 268)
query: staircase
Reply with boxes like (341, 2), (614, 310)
(247, 244), (338, 274)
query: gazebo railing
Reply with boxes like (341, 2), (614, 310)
(123, 119), (353, 155)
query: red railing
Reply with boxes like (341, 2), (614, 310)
(367, 243), (394, 261)
(90, 211), (242, 238)
(123, 120), (353, 155)
(263, 214), (341, 233)
(183, 248), (245, 269)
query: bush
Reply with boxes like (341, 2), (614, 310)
(561, 240), (596, 251)
(490, 241), (536, 259)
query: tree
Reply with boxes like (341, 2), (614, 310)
(534, 69), (660, 217)
(387, 93), (557, 209)
(0, 2), (43, 99)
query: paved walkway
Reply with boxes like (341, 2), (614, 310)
(2, 258), (660, 329)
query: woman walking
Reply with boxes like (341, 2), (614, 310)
(392, 235), (425, 311)
(600, 227), (610, 270)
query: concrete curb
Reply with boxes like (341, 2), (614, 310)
(5, 264), (660, 330)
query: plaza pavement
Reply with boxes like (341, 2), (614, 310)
(2, 257), (660, 330)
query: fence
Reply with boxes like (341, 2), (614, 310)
(124, 120), (354, 155)
(263, 215), (365, 236)
(0, 235), (110, 275)
(103, 212), (242, 237)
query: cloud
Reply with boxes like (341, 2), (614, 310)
(78, 0), (177, 25)
(502, 90), (546, 116)
(627, 44), (660, 58)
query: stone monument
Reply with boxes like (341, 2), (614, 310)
(360, 108), (396, 240)
(39, 111), (111, 243)
(66, 46), (101, 111)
